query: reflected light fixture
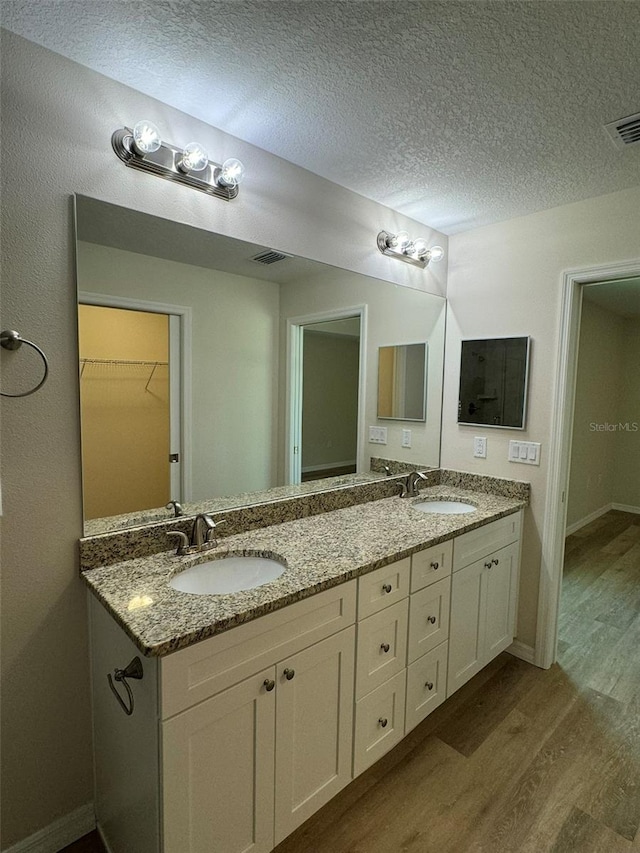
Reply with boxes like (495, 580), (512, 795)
(112, 121), (245, 200)
(377, 230), (445, 268)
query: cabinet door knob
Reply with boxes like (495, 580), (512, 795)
(378, 717), (388, 728)
(382, 583), (392, 594)
(430, 561), (439, 570)
(427, 615), (437, 624)
(492, 558), (499, 565)
(484, 561), (493, 570)
(425, 681), (434, 691)
(283, 668), (295, 681)
(380, 642), (390, 653)
(263, 679), (275, 692)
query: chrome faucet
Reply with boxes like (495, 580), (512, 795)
(399, 470), (429, 498)
(167, 513), (225, 555)
(166, 500), (184, 517)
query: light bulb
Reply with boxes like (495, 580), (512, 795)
(131, 120), (161, 155)
(217, 158), (246, 188)
(427, 245), (445, 263)
(389, 231), (411, 252)
(178, 142), (209, 173)
(412, 238), (429, 259)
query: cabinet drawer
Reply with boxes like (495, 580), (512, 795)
(357, 558), (410, 620)
(453, 511), (521, 572)
(410, 540), (453, 592)
(407, 577), (450, 664)
(405, 642), (448, 733)
(353, 669), (406, 777)
(161, 581), (357, 719)
(355, 599), (408, 700)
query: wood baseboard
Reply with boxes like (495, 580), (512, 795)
(2, 804), (95, 853)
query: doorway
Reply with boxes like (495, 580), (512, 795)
(536, 261), (640, 668)
(286, 307), (366, 485)
(78, 293), (190, 520)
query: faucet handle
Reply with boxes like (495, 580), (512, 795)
(205, 518), (225, 544)
(167, 530), (189, 555)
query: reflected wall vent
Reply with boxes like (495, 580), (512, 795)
(605, 112), (640, 149)
(251, 250), (290, 265)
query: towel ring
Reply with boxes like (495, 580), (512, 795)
(1, 330), (50, 398)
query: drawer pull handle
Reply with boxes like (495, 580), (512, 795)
(484, 561), (493, 570)
(427, 615), (437, 624)
(492, 558), (499, 565)
(283, 668), (295, 681)
(425, 681), (434, 691)
(263, 679), (275, 692)
(380, 642), (391, 653)
(378, 717), (388, 728)
(430, 561), (439, 570)
(382, 583), (392, 594)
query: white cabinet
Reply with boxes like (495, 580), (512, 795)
(447, 515), (521, 697)
(405, 641), (448, 732)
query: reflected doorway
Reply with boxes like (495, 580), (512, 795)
(78, 297), (186, 520)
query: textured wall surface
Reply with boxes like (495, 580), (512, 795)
(442, 185), (640, 648)
(0, 31), (446, 847)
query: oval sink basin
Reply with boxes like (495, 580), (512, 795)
(170, 553), (286, 595)
(412, 500), (477, 515)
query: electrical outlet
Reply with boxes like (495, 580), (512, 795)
(368, 426), (388, 445)
(401, 429), (412, 448)
(473, 436), (487, 458)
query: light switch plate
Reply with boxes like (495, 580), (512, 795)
(369, 426), (388, 445)
(508, 440), (541, 465)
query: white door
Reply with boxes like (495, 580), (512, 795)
(162, 668), (276, 853)
(274, 627), (355, 844)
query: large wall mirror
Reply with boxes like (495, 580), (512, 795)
(75, 195), (446, 534)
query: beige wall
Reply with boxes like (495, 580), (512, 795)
(566, 301), (630, 527)
(0, 31), (447, 847)
(78, 240), (280, 503)
(442, 185), (640, 648)
(79, 305), (170, 518)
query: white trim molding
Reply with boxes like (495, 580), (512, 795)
(611, 503), (640, 515)
(507, 640), (536, 665)
(565, 504), (613, 536)
(535, 258), (640, 670)
(2, 803), (95, 853)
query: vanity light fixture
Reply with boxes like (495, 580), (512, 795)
(112, 120), (246, 200)
(377, 230), (444, 268)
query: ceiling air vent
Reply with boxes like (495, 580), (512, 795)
(604, 112), (640, 149)
(251, 250), (290, 265)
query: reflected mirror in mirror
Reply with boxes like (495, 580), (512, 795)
(458, 337), (530, 429)
(377, 343), (427, 421)
(75, 195), (446, 534)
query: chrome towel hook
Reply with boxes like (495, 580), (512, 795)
(1, 329), (50, 397)
(107, 656), (144, 716)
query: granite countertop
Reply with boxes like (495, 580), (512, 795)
(83, 485), (525, 658)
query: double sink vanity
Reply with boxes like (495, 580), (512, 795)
(83, 469), (528, 853)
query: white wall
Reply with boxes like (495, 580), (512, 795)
(78, 241), (280, 503)
(0, 31), (447, 848)
(442, 185), (640, 649)
(613, 315), (640, 510)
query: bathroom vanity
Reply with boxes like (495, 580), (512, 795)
(84, 479), (526, 853)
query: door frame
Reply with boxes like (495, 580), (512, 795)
(535, 258), (640, 669)
(285, 305), (367, 485)
(78, 291), (193, 501)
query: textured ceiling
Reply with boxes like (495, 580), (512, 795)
(3, 1), (640, 233)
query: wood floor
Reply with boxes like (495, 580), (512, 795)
(64, 510), (640, 853)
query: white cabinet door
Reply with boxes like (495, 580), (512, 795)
(274, 627), (355, 845)
(484, 541), (518, 659)
(407, 577), (450, 663)
(448, 542), (519, 697)
(355, 598), (408, 700)
(162, 667), (276, 853)
(447, 558), (486, 696)
(405, 642), (448, 733)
